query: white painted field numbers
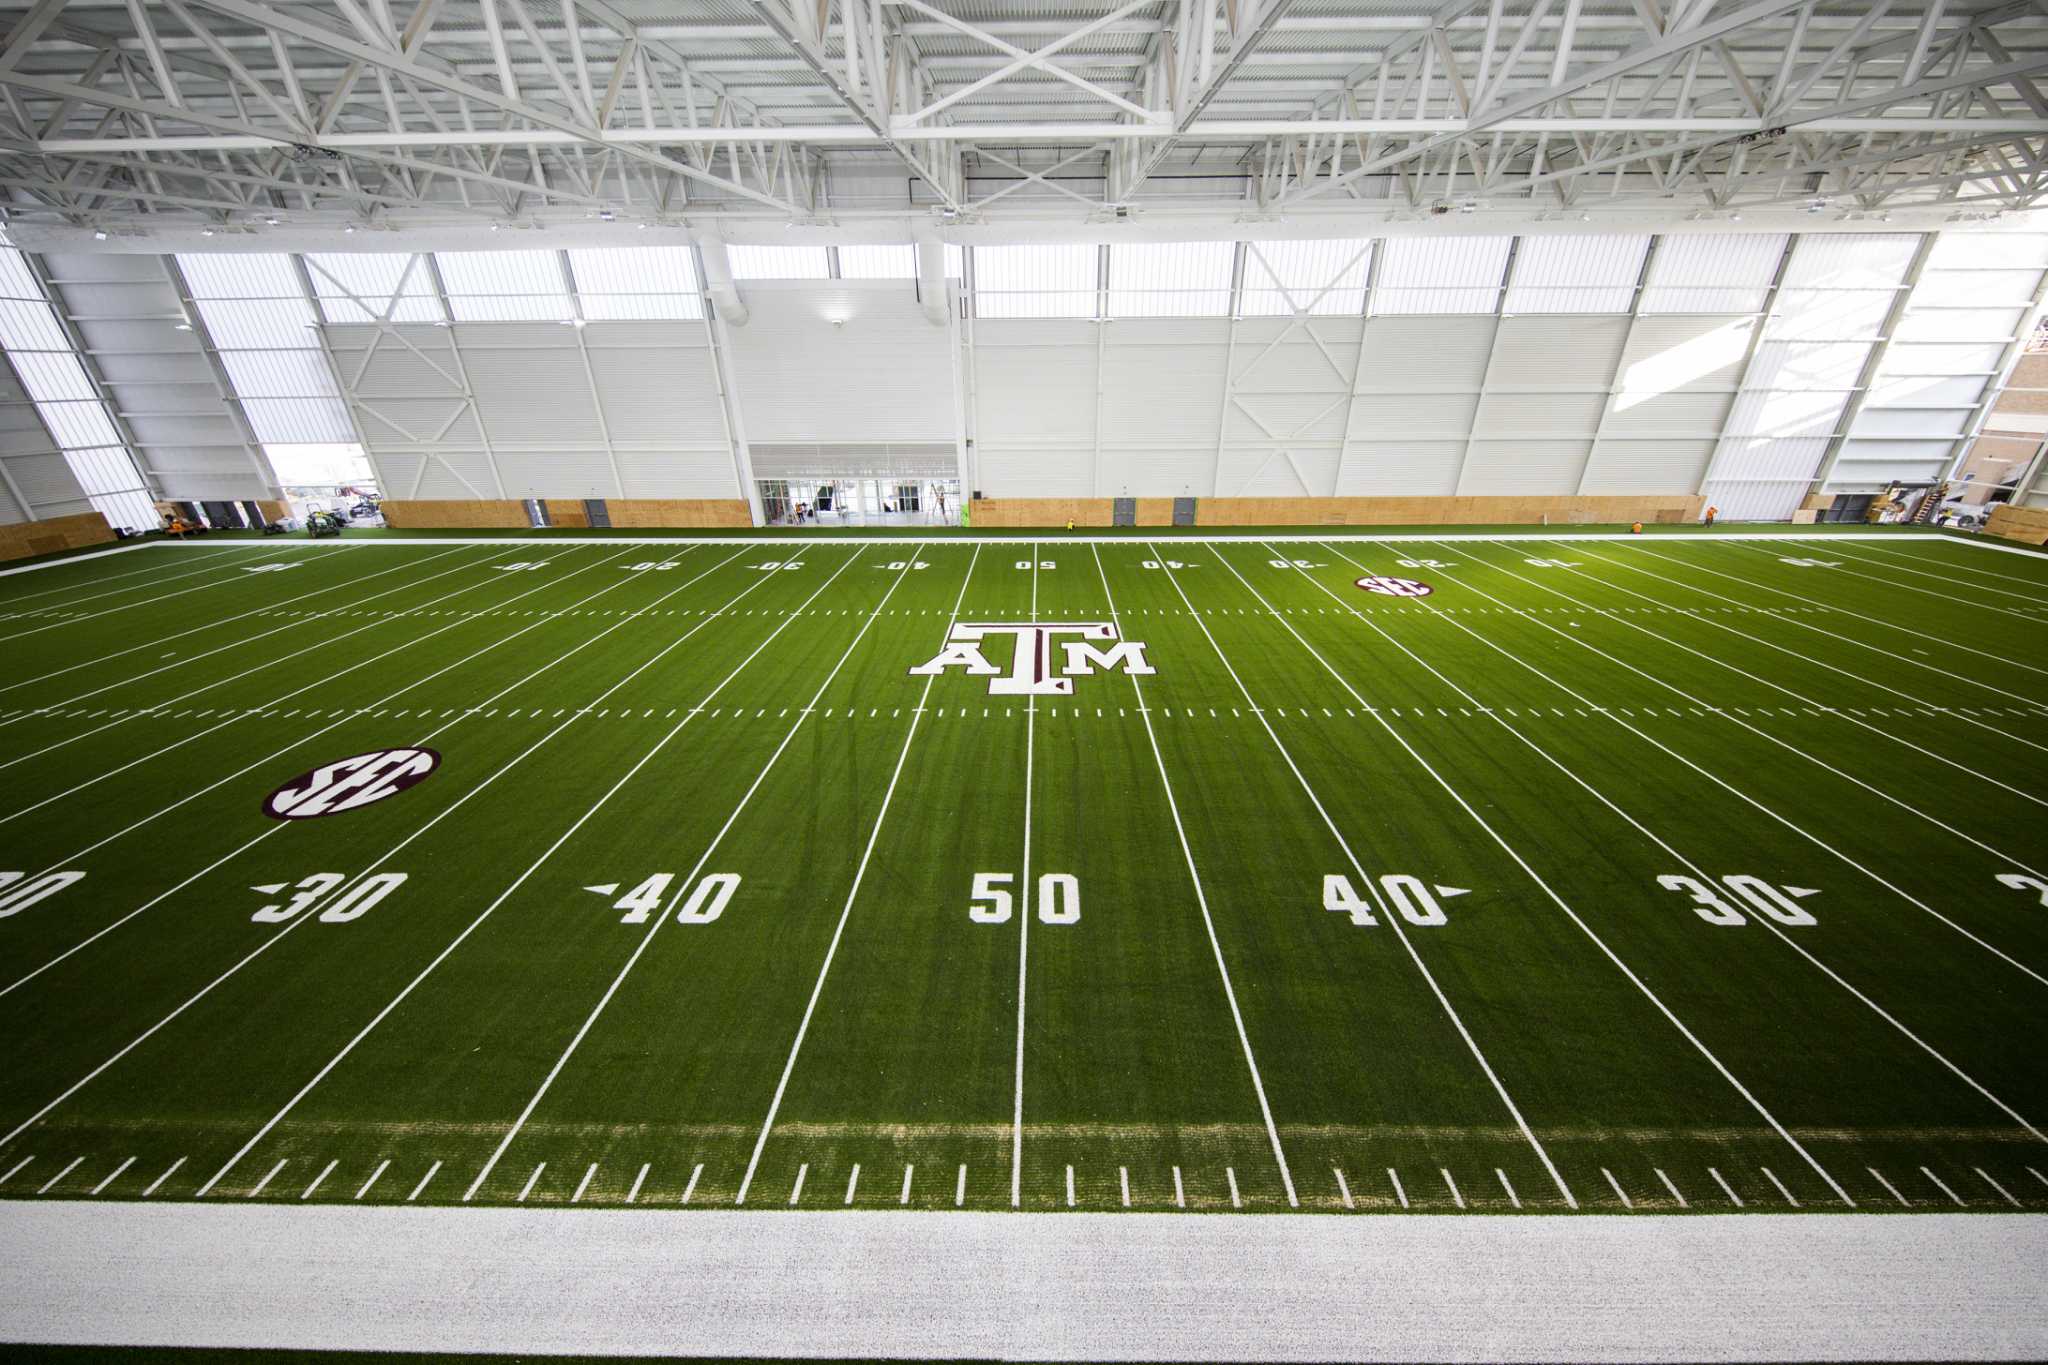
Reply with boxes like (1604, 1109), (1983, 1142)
(1396, 559), (1454, 569)
(878, 561), (930, 571)
(1269, 558), (1326, 569)
(750, 561), (803, 572)
(589, 873), (740, 925)
(1014, 560), (1055, 570)
(1659, 874), (1818, 926)
(1996, 872), (2048, 906)
(1523, 558), (1581, 568)
(1322, 873), (1463, 927)
(1778, 558), (1841, 568)
(250, 872), (407, 924)
(495, 562), (551, 572)
(626, 561), (682, 571)
(242, 563), (299, 573)
(0, 870), (85, 918)
(1140, 560), (1192, 570)
(970, 871), (1079, 924)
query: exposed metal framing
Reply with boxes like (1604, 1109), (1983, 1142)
(0, 1), (2036, 231)
(1450, 234), (1519, 496)
(1694, 231), (1800, 498)
(22, 248), (164, 506)
(1946, 260), (2048, 490)
(1574, 233), (1660, 495)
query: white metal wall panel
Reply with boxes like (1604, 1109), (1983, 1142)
(836, 245), (917, 280)
(1332, 441), (1462, 496)
(1472, 391), (1608, 435)
(584, 334), (725, 446)
(1895, 308), (2026, 343)
(1218, 445), (1341, 496)
(1580, 439), (1719, 494)
(726, 285), (954, 444)
(1101, 446), (1217, 496)
(976, 446), (1094, 497)
(1106, 242), (1235, 318)
(461, 344), (606, 448)
(1613, 315), (1755, 392)
(1459, 440), (1590, 495)
(975, 326), (1097, 443)
(1372, 236), (1511, 315)
(1782, 233), (1922, 288)
(1486, 316), (1629, 387)
(1600, 390), (1735, 437)
(1640, 234), (1788, 314)
(1240, 239), (1372, 317)
(1927, 233), (2048, 270)
(1097, 341), (1228, 445)
(1345, 391), (1479, 438)
(1503, 235), (1650, 314)
(1354, 316), (1496, 389)
(1869, 374), (1986, 407)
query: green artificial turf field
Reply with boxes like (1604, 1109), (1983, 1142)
(0, 531), (2044, 1216)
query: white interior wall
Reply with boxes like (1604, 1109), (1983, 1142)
(0, 356), (93, 523)
(723, 284), (955, 445)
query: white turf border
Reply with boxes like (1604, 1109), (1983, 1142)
(3, 528), (2045, 578)
(1, 1204), (2043, 1361)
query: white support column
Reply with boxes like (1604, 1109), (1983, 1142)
(287, 251), (382, 496)
(558, 248), (627, 499)
(695, 245), (761, 525)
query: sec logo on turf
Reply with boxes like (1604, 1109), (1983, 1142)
(1355, 576), (1433, 598)
(263, 747), (440, 821)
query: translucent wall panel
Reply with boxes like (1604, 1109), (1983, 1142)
(837, 245), (916, 279)
(0, 247), (154, 529)
(305, 253), (444, 323)
(433, 250), (573, 321)
(177, 252), (355, 443)
(973, 244), (1098, 319)
(1239, 239), (1372, 316)
(726, 245), (831, 280)
(1503, 235), (1649, 313)
(566, 247), (703, 319)
(1106, 242), (1234, 318)
(1640, 235), (1787, 313)
(1372, 237), (1510, 315)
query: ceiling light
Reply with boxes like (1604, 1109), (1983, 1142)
(598, 209), (616, 222)
(174, 322), (193, 331)
(264, 216), (280, 226)
(343, 223), (357, 234)
(200, 227), (215, 237)
(1728, 212), (1742, 222)
(92, 229), (107, 241)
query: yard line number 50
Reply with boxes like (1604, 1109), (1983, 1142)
(970, 872), (1079, 924)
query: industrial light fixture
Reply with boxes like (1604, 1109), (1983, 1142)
(598, 209), (616, 221)
(343, 223), (357, 233)
(200, 227), (215, 237)
(264, 216), (280, 226)
(92, 229), (107, 241)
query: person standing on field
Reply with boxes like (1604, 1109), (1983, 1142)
(1703, 505), (1719, 528)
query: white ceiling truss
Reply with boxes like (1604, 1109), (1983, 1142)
(0, 1), (2038, 239)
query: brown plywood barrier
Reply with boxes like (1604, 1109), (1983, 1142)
(1134, 498), (1176, 526)
(969, 499), (1115, 527)
(1987, 504), (2048, 546)
(256, 500), (292, 526)
(0, 510), (116, 564)
(543, 499), (590, 529)
(604, 499), (751, 528)
(379, 499), (529, 529)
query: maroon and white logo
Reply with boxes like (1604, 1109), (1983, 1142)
(910, 622), (1155, 696)
(263, 747), (440, 820)
(1355, 576), (1434, 598)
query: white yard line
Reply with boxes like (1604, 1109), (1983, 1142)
(453, 548), (917, 1202)
(1310, 542), (2047, 1154)
(0, 545), (312, 643)
(1763, 542), (2048, 623)
(1826, 541), (2048, 604)
(1702, 541), (2048, 682)
(0, 546), (246, 615)
(1612, 542), (2048, 703)
(0, 551), (789, 1155)
(1090, 545), (1298, 1208)
(0, 546), (514, 789)
(1428, 541), (2048, 986)
(194, 550), (866, 1201)
(1548, 542), (2048, 776)
(734, 546), (984, 1206)
(1010, 545), (1038, 1208)
(1153, 545), (1568, 1207)
(0, 546), (597, 729)
(0, 545), (688, 1001)
(1845, 539), (2048, 596)
(0, 546), (469, 696)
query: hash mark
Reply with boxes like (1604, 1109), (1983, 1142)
(356, 1160), (390, 1201)
(406, 1161), (441, 1202)
(1655, 1168), (1686, 1208)
(1602, 1168), (1632, 1209)
(143, 1157), (187, 1199)
(1388, 1168), (1407, 1209)
(1442, 1169), (1464, 1210)
(681, 1163), (703, 1205)
(1709, 1168), (1743, 1207)
(1333, 1167), (1353, 1210)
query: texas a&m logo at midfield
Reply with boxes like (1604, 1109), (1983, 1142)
(262, 747), (440, 820)
(910, 622), (1155, 695)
